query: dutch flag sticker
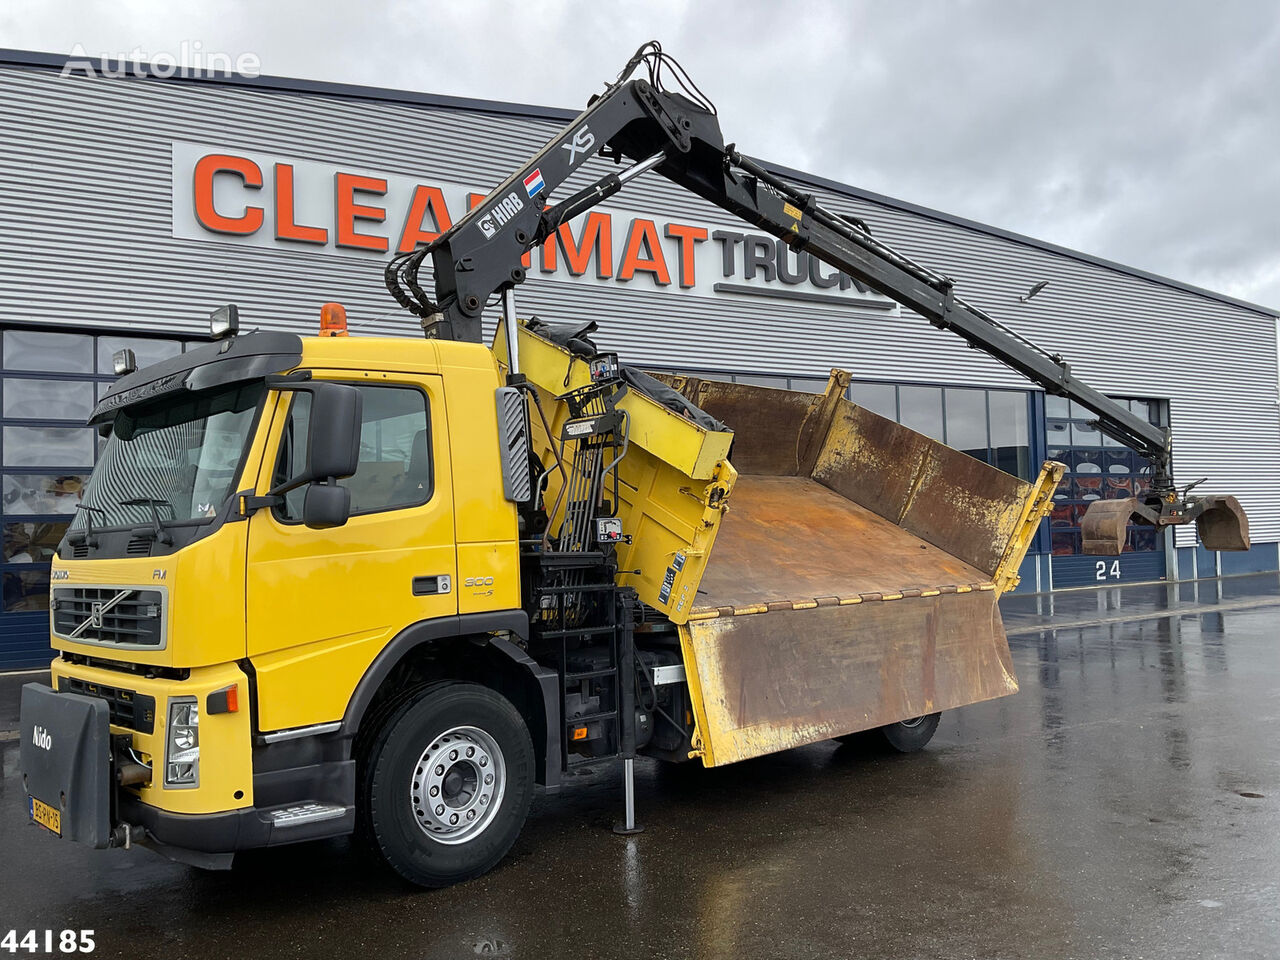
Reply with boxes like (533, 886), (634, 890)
(522, 168), (546, 198)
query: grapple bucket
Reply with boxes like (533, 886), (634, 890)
(1080, 498), (1139, 555)
(1080, 494), (1250, 555)
(1195, 495), (1250, 552)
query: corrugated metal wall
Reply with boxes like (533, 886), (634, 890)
(1, 62), (1277, 547)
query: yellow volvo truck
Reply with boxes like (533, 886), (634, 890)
(19, 43), (1248, 887)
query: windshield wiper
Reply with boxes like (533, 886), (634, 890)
(121, 498), (176, 545)
(71, 504), (105, 548)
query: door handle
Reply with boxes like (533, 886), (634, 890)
(412, 575), (452, 596)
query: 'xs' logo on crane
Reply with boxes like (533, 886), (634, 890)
(561, 124), (596, 165)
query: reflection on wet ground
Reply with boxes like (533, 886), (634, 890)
(1002, 571), (1280, 634)
(3, 576), (1279, 959)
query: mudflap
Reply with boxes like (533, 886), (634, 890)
(679, 589), (1017, 767)
(19, 683), (113, 847)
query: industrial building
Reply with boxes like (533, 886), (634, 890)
(1, 49), (1276, 669)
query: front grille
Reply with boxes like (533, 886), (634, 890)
(51, 586), (165, 648)
(58, 676), (157, 734)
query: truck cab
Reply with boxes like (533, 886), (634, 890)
(24, 326), (558, 883)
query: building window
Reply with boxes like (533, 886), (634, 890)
(943, 388), (988, 459)
(898, 385), (945, 441)
(96, 337), (183, 372)
(3, 330), (93, 373)
(1046, 396), (1167, 556)
(989, 390), (1031, 478)
(0, 328), (198, 616)
(848, 381), (896, 419)
(848, 381), (1033, 480)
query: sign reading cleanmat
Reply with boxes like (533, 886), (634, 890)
(170, 142), (896, 310)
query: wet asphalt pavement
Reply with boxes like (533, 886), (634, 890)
(3, 575), (1280, 960)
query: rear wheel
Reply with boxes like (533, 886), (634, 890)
(360, 682), (534, 887)
(835, 712), (942, 753)
(878, 712), (941, 752)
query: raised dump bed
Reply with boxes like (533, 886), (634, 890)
(504, 323), (1062, 767)
(657, 373), (1061, 765)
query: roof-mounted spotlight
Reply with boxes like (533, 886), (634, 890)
(210, 304), (240, 340)
(112, 348), (137, 377)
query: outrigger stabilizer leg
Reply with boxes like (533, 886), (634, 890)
(614, 757), (643, 836)
(614, 594), (643, 835)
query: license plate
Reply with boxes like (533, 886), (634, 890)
(29, 796), (61, 836)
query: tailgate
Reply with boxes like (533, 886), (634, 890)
(678, 475), (1016, 766)
(680, 591), (1014, 766)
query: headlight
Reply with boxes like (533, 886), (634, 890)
(165, 697), (199, 787)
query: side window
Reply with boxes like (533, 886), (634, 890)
(273, 384), (432, 521)
(274, 394), (312, 520)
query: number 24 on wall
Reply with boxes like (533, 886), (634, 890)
(1095, 560), (1122, 581)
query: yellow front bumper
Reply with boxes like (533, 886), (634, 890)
(50, 657), (254, 816)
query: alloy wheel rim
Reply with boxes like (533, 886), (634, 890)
(410, 725), (506, 845)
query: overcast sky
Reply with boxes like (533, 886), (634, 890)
(5, 0), (1278, 311)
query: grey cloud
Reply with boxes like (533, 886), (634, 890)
(3, 0), (1277, 308)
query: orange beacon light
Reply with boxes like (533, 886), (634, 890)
(319, 302), (349, 337)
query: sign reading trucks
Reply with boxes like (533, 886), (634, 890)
(171, 143), (896, 310)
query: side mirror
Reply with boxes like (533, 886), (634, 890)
(304, 382), (362, 483)
(267, 381), (363, 528)
(302, 481), (351, 529)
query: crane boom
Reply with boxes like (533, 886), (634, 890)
(384, 42), (1248, 555)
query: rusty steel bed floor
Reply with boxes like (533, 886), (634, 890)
(692, 475), (994, 614)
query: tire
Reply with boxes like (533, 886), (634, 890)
(359, 682), (535, 888)
(878, 712), (941, 753)
(834, 712), (942, 752)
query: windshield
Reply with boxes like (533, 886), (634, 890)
(70, 382), (265, 532)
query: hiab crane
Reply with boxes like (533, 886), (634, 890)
(386, 41), (1248, 557)
(20, 42), (1248, 888)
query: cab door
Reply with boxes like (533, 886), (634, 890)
(244, 374), (456, 732)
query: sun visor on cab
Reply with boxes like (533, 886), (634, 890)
(89, 332), (304, 425)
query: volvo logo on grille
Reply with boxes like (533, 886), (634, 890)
(68, 589), (131, 640)
(53, 585), (165, 648)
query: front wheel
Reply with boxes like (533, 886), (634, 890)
(360, 682), (534, 888)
